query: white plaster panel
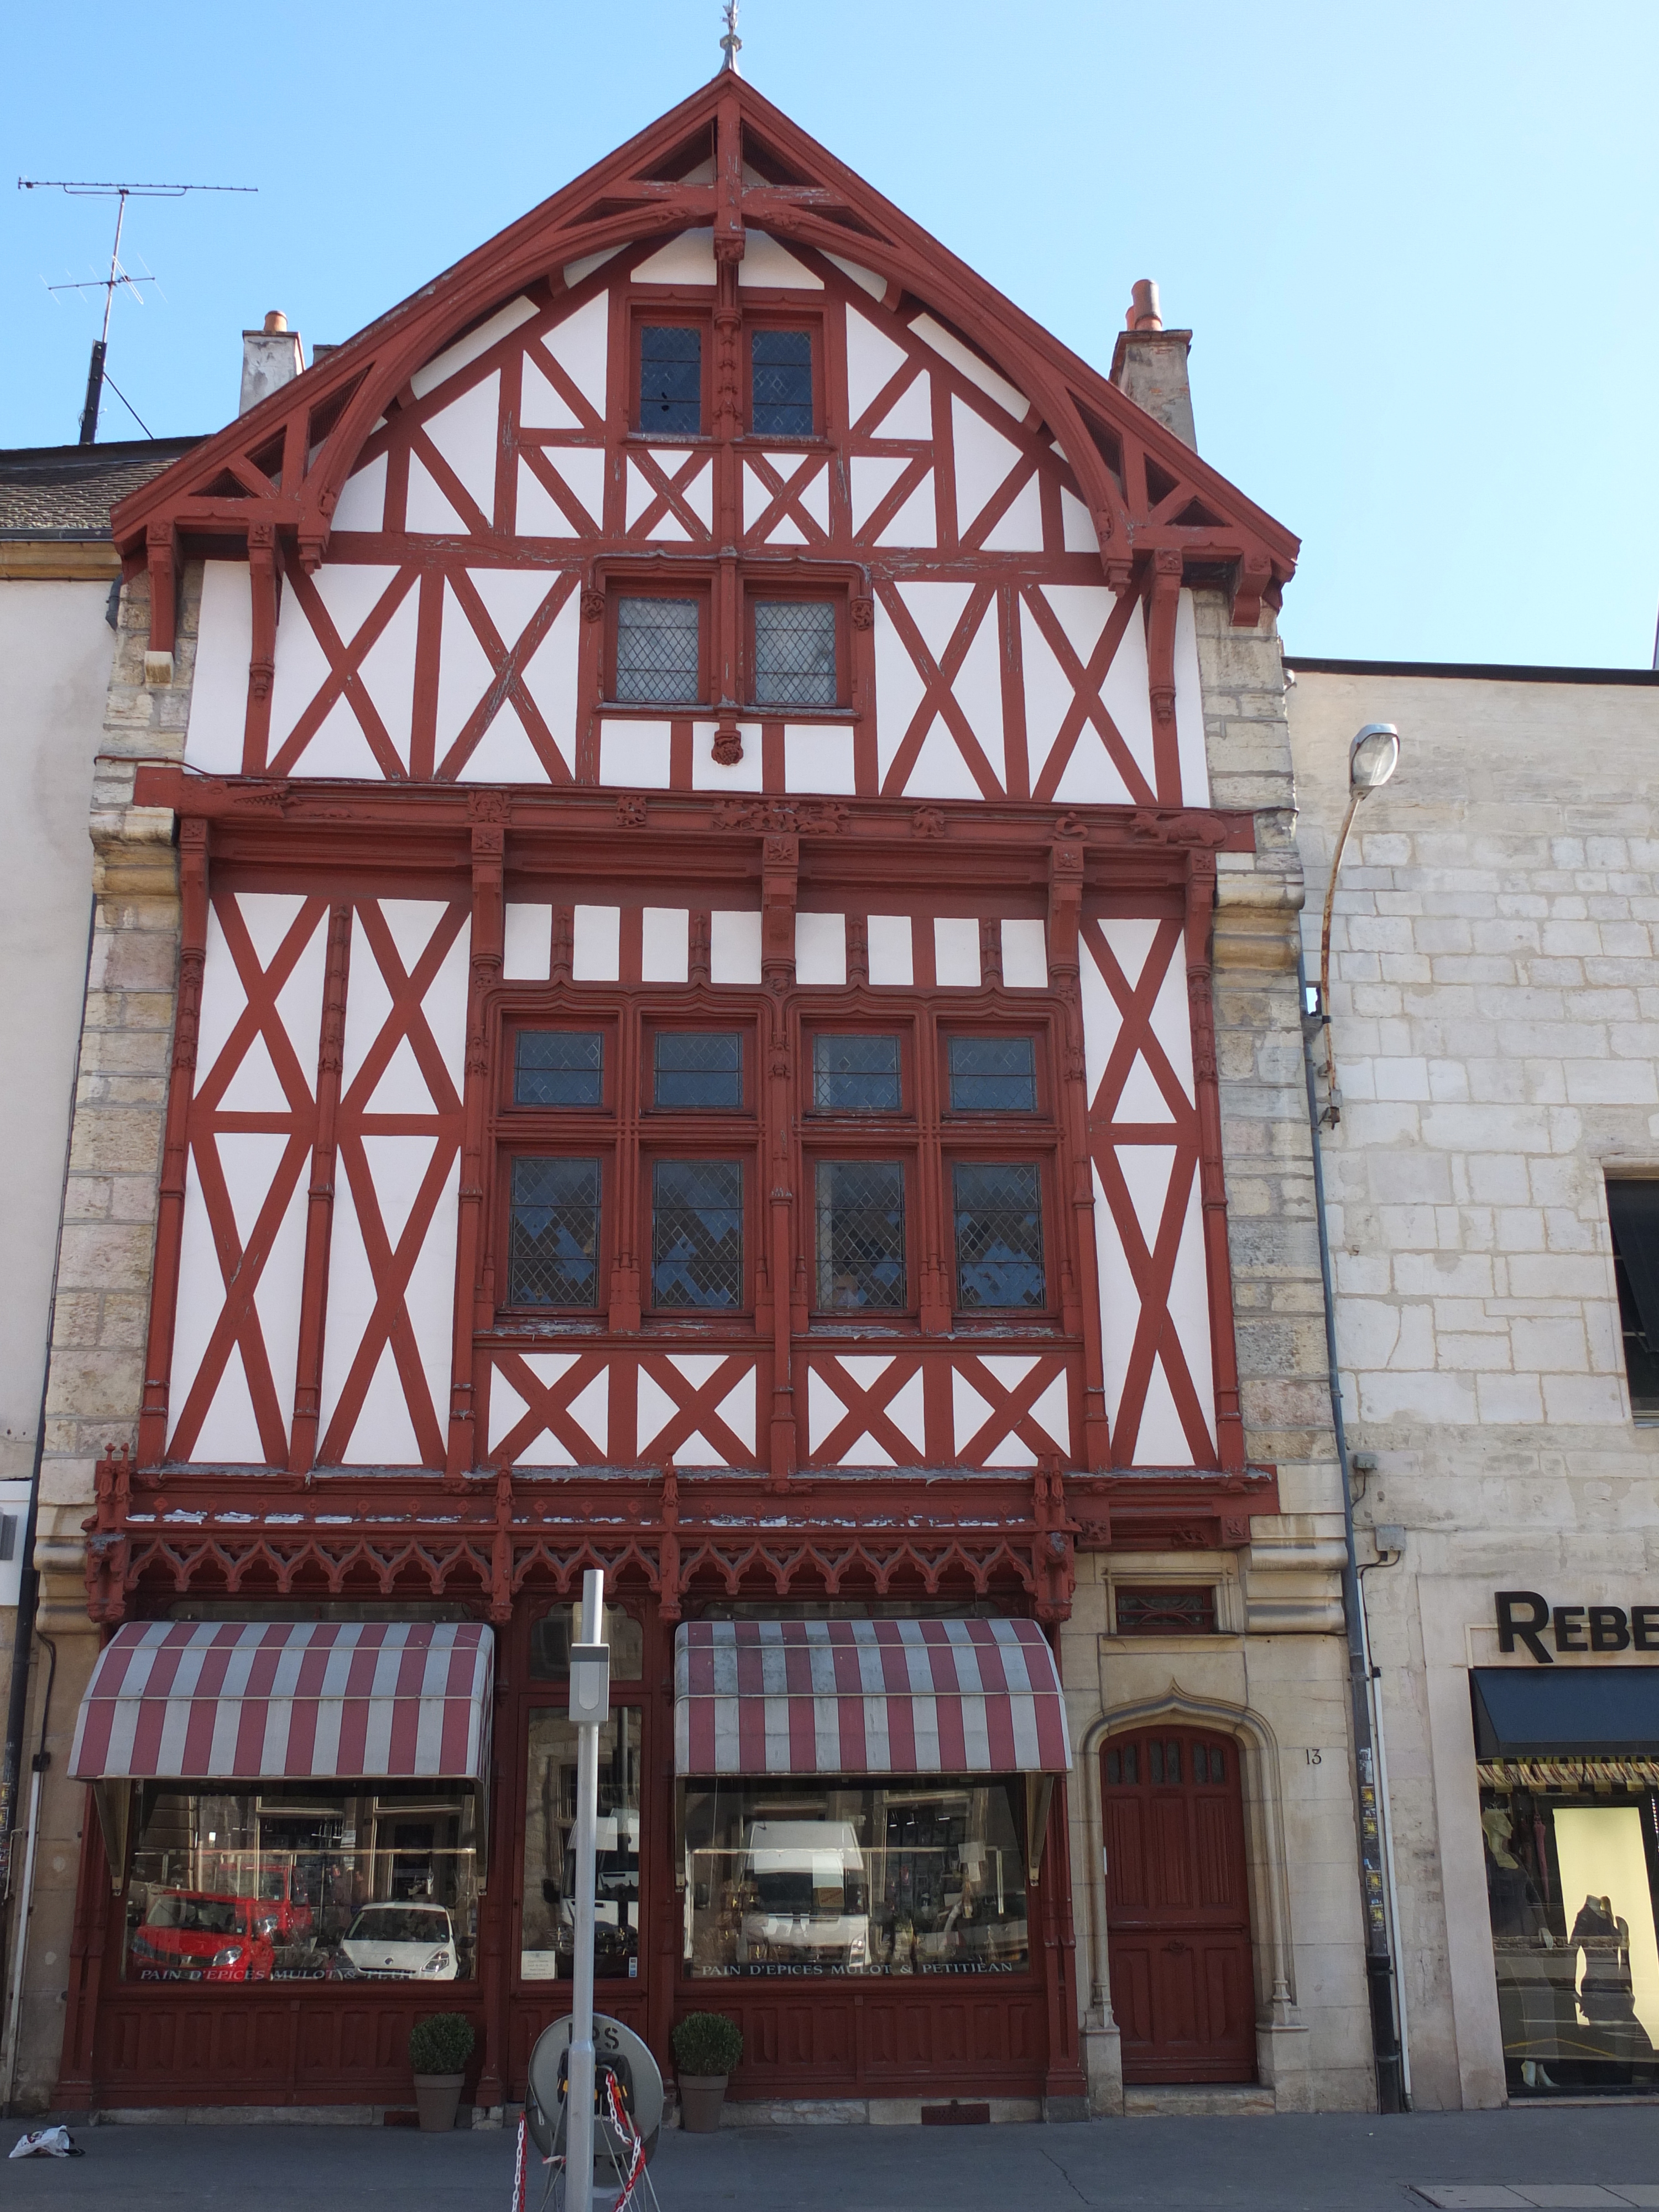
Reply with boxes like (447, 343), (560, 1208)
(572, 905), (621, 982)
(739, 232), (822, 289)
(844, 309), (909, 425)
(909, 315), (1028, 419)
(422, 372), (499, 525)
(635, 1369), (678, 1453)
(1165, 1167), (1215, 1458)
(825, 253), (886, 300)
(903, 719), (980, 800)
(691, 721), (764, 792)
(252, 1164), (309, 1457)
(982, 473), (1044, 554)
(517, 591), (581, 775)
(410, 295), (538, 400)
(598, 719), (672, 789)
(218, 1035), (289, 1113)
(332, 451), (388, 533)
(405, 452), (469, 535)
(354, 584), (419, 770)
(795, 912), (847, 986)
(633, 229), (716, 284)
(544, 293), (609, 413)
(168, 1154), (224, 1446)
(1147, 941), (1196, 1103)
(416, 905), (471, 1078)
(808, 1365), (852, 1453)
(1098, 598), (1157, 792)
(362, 1029), (433, 1118)
(1000, 919), (1048, 989)
(709, 911), (761, 985)
(763, 512), (805, 546)
(503, 904), (554, 982)
(850, 455), (909, 534)
(952, 1369), (994, 1453)
(898, 580), (973, 666)
(1173, 588), (1211, 807)
(784, 725), (857, 795)
(338, 919), (393, 1096)
(564, 1367), (610, 1456)
(192, 905), (247, 1094)
(1027, 1371), (1071, 1453)
(876, 471), (935, 547)
(951, 598), (1006, 789)
(453, 705), (551, 785)
(868, 375), (932, 442)
(359, 1134), (441, 1251)
(1018, 595), (1075, 793)
(1092, 1159), (1136, 1446)
(1060, 486), (1096, 554)
(318, 1158), (409, 1460)
(1077, 933), (1122, 1107)
(562, 248), (620, 289)
(488, 1369), (531, 1455)
(951, 397), (1021, 539)
(867, 915), (913, 987)
(184, 561), (252, 775)
(519, 355), (581, 431)
(716, 1371), (757, 1455)
(883, 1368), (926, 1455)
(512, 460), (568, 539)
(933, 917), (981, 988)
(404, 1150), (459, 1464)
(641, 906), (690, 983)
(872, 596), (926, 786)
(1135, 1358), (1193, 1467)
(191, 1346), (268, 1465)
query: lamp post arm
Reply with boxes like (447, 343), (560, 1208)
(1318, 787), (1366, 1123)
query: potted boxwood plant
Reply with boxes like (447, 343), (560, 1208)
(671, 2011), (743, 2133)
(409, 2011), (475, 2133)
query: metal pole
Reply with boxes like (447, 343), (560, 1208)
(0, 1762), (45, 2113)
(77, 192), (127, 446)
(565, 1568), (604, 2210)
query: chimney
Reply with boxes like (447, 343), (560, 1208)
(239, 309), (305, 415)
(1109, 279), (1197, 450)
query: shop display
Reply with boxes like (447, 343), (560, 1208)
(520, 1710), (642, 1981)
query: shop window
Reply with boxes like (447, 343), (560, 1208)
(948, 1035), (1037, 1113)
(813, 1033), (901, 1113)
(952, 1162), (1045, 1309)
(1114, 1587), (1217, 1636)
(529, 1601), (644, 1682)
(515, 1031), (603, 1108)
(615, 596), (701, 705)
(521, 1710), (642, 1982)
(681, 1775), (1029, 1978)
(508, 1157), (601, 1308)
(121, 1781), (479, 1984)
(750, 328), (813, 437)
(1606, 1181), (1659, 1419)
(815, 1160), (906, 1312)
(651, 1159), (744, 1309)
(1480, 1771), (1659, 2096)
(638, 324), (702, 435)
(654, 1030), (743, 1109)
(751, 600), (837, 709)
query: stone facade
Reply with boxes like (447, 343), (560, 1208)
(1286, 661), (1659, 2110)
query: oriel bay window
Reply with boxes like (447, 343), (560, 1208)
(812, 1032), (902, 1113)
(815, 1161), (906, 1312)
(515, 1029), (603, 1107)
(509, 1158), (602, 1308)
(653, 1160), (745, 1310)
(953, 1161), (1046, 1311)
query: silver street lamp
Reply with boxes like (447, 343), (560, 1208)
(1318, 723), (1401, 1124)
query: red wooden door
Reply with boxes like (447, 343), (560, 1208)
(1102, 1728), (1256, 2083)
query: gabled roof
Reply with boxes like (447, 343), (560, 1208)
(111, 74), (1297, 619)
(1, 437), (203, 539)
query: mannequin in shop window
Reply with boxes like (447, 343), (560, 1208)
(1482, 1802), (1567, 2093)
(1570, 1892), (1653, 2080)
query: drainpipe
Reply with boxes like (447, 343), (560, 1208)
(1297, 938), (1407, 2113)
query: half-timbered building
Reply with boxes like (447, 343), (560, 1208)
(10, 72), (1378, 2119)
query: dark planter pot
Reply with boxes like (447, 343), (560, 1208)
(677, 2074), (728, 2133)
(413, 2072), (466, 2133)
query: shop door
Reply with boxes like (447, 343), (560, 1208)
(1102, 1728), (1256, 2082)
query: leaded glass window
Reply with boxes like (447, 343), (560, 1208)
(752, 601), (837, 709)
(948, 1036), (1037, 1113)
(815, 1160), (906, 1311)
(654, 1031), (743, 1109)
(515, 1031), (603, 1108)
(750, 329), (813, 437)
(615, 597), (700, 706)
(952, 1161), (1044, 1309)
(812, 1034), (901, 1113)
(509, 1157), (601, 1307)
(652, 1160), (744, 1310)
(639, 324), (701, 434)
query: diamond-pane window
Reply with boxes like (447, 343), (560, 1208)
(515, 1031), (603, 1108)
(948, 1035), (1037, 1113)
(953, 1161), (1045, 1308)
(812, 1034), (901, 1113)
(750, 328), (813, 437)
(752, 601), (837, 709)
(509, 1157), (601, 1307)
(639, 324), (701, 434)
(654, 1031), (743, 1109)
(615, 597), (700, 706)
(815, 1160), (906, 1311)
(652, 1159), (744, 1309)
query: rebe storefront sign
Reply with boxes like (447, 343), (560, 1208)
(1494, 1590), (1659, 1663)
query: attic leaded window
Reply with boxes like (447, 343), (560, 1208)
(639, 325), (701, 434)
(750, 329), (813, 437)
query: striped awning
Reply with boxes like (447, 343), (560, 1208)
(70, 1620), (493, 1782)
(674, 1618), (1071, 1777)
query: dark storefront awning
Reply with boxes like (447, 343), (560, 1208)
(674, 1618), (1072, 1777)
(1471, 1666), (1659, 1760)
(70, 1620), (493, 1781)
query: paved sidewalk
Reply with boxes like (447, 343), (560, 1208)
(5, 2106), (1659, 2211)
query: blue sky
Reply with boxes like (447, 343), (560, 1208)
(7, 1), (1657, 666)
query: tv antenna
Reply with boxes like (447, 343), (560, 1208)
(18, 178), (257, 445)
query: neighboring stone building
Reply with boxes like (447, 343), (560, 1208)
(0, 71), (1385, 2122)
(1287, 656), (1659, 2110)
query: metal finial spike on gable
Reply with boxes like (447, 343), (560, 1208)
(719, 0), (742, 73)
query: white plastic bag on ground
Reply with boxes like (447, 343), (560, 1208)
(9, 2126), (82, 2157)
